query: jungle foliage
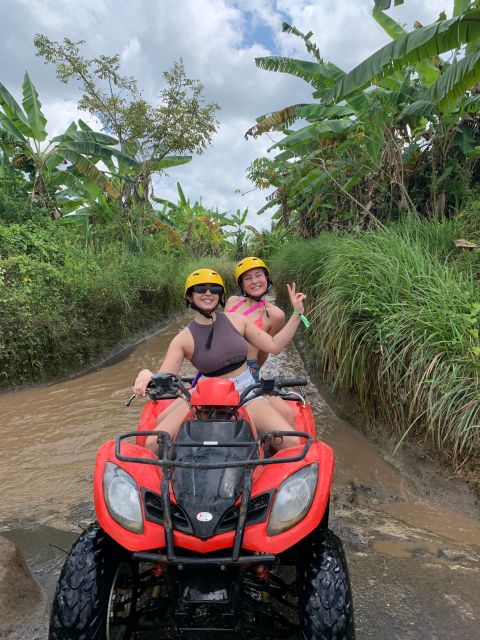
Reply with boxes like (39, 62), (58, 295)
(246, 1), (480, 238)
(0, 176), (237, 387)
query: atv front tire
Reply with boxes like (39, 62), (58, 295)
(49, 524), (134, 640)
(297, 528), (354, 640)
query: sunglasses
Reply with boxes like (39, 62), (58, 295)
(191, 284), (223, 295)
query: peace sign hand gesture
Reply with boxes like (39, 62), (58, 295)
(287, 282), (306, 314)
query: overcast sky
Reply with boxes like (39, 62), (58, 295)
(2, 0), (453, 228)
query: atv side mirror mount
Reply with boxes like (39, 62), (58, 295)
(151, 372), (177, 390)
(260, 378), (275, 394)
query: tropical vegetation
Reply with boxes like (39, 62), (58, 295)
(246, 0), (480, 237)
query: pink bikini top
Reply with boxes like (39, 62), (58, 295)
(227, 298), (265, 329)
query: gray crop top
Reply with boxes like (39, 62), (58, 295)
(188, 312), (248, 375)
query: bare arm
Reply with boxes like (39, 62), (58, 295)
(133, 332), (187, 396)
(257, 308), (286, 367)
(242, 284), (306, 355)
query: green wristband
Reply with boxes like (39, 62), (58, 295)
(293, 310), (310, 328)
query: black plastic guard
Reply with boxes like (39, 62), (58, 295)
(172, 420), (257, 539)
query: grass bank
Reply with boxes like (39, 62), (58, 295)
(0, 221), (235, 389)
(273, 218), (480, 477)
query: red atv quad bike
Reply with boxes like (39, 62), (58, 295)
(49, 373), (354, 640)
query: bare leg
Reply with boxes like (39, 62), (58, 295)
(145, 400), (190, 452)
(265, 396), (296, 427)
(155, 397), (184, 424)
(246, 399), (300, 450)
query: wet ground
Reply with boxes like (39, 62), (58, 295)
(0, 316), (479, 639)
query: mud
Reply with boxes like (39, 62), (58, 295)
(0, 316), (479, 639)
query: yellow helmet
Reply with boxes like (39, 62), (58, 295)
(184, 268), (226, 296)
(235, 256), (270, 287)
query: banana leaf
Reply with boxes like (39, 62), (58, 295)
(372, 8), (440, 85)
(274, 149), (295, 161)
(145, 155), (192, 172)
(458, 93), (480, 112)
(255, 56), (344, 89)
(374, 0), (404, 8)
(271, 119), (354, 150)
(426, 49), (480, 108)
(255, 198), (279, 215)
(22, 72), (47, 142)
(324, 10), (480, 104)
(282, 22), (322, 62)
(45, 152), (67, 171)
(56, 146), (121, 199)
(0, 81), (33, 138)
(456, 123), (476, 155)
(0, 127), (21, 145)
(52, 129), (118, 146)
(0, 113), (28, 143)
(246, 104), (309, 138)
(296, 104), (356, 121)
(454, 1), (473, 16)
(399, 99), (440, 119)
(60, 140), (139, 168)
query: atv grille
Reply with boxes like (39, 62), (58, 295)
(216, 491), (273, 533)
(143, 489), (192, 533)
(143, 489), (273, 535)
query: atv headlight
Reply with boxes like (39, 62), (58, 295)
(103, 462), (143, 533)
(267, 463), (318, 536)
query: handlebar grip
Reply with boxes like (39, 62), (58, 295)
(277, 378), (308, 388)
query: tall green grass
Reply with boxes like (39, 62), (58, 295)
(273, 218), (480, 471)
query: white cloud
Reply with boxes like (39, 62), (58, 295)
(1, 0), (455, 229)
(121, 37), (141, 63)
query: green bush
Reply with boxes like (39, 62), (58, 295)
(0, 173), (48, 224)
(0, 218), (236, 387)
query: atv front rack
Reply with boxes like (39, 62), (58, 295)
(115, 430), (312, 563)
(115, 429), (312, 469)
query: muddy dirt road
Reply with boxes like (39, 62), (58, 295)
(1, 317), (479, 639)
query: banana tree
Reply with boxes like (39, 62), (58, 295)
(221, 208), (249, 259)
(246, 3), (480, 232)
(151, 182), (230, 255)
(0, 72), (138, 218)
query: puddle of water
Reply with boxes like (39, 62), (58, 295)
(1, 525), (78, 584)
(378, 501), (480, 548)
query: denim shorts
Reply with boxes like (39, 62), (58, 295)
(247, 359), (260, 383)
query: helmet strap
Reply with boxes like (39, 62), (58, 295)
(190, 301), (216, 319)
(189, 301), (217, 349)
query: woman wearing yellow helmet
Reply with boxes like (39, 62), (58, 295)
(133, 267), (307, 451)
(226, 257), (284, 378)
(226, 257), (296, 425)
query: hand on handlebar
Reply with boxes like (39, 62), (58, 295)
(287, 282), (306, 314)
(133, 368), (153, 397)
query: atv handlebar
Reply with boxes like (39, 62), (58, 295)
(238, 377), (307, 406)
(126, 374), (308, 408)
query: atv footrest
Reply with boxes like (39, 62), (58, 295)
(133, 551), (277, 565)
